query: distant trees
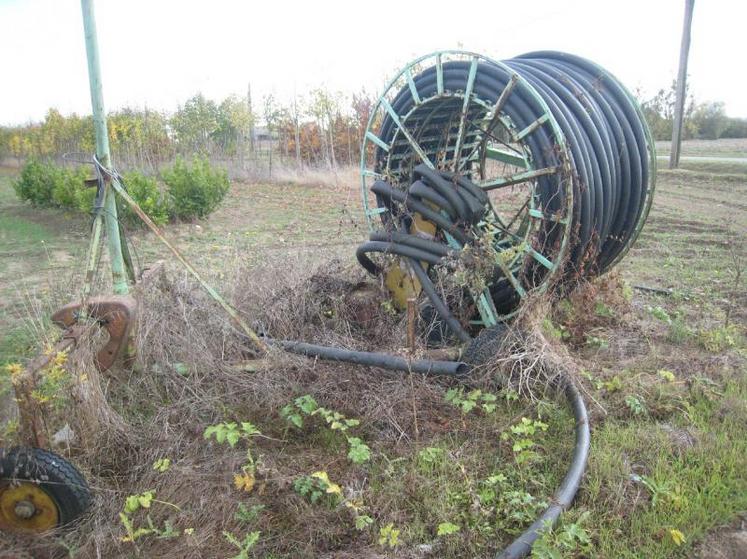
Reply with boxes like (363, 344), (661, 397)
(637, 83), (744, 141)
(4, 82), (740, 171)
(0, 88), (377, 172)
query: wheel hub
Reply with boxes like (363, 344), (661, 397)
(0, 482), (59, 533)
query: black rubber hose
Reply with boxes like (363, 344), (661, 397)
(356, 240), (444, 276)
(407, 257), (471, 343)
(413, 163), (471, 222)
(270, 339), (468, 376)
(371, 180), (470, 244)
(498, 381), (590, 559)
(409, 179), (458, 219)
(369, 231), (453, 257)
(374, 54), (651, 304)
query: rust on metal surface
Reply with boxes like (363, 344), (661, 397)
(51, 295), (137, 372)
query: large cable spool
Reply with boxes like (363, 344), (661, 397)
(359, 50), (656, 328)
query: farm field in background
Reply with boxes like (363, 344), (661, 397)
(0, 139), (745, 558)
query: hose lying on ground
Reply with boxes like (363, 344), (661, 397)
(269, 334), (590, 559)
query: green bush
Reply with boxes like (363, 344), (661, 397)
(118, 171), (171, 226)
(14, 157), (228, 225)
(13, 158), (60, 207)
(162, 156), (229, 220)
(14, 159), (88, 210)
(51, 166), (88, 209)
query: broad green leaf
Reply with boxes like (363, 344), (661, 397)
(437, 522), (460, 536)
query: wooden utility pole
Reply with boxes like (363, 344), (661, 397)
(669, 0), (695, 169)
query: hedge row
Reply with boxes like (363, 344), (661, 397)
(13, 156), (229, 225)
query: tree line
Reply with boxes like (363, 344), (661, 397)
(0, 88), (375, 172)
(636, 81), (747, 141)
(1, 82), (743, 172)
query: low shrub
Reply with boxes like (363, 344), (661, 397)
(118, 172), (170, 226)
(13, 157), (229, 225)
(51, 166), (89, 209)
(14, 158), (88, 210)
(162, 156), (230, 220)
(13, 158), (61, 207)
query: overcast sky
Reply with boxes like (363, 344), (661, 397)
(0, 0), (744, 126)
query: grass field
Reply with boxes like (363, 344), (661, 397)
(0, 140), (745, 558)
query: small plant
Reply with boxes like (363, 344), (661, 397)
(223, 530), (260, 559)
(594, 301), (615, 318)
(437, 522), (460, 536)
(28, 350), (71, 411)
(698, 325), (739, 352)
(119, 490), (182, 543)
(152, 458), (171, 473)
(445, 387), (498, 414)
(602, 375), (623, 393)
(347, 436), (371, 464)
(293, 471), (342, 507)
(581, 370), (604, 390)
(648, 305), (692, 344)
(668, 528), (686, 546)
(234, 503), (264, 524)
(531, 512), (592, 558)
(648, 305), (671, 323)
(13, 158), (60, 207)
(541, 317), (566, 340)
(162, 155), (230, 220)
(118, 171), (171, 226)
(624, 394), (648, 417)
(355, 514), (374, 530)
(378, 522), (400, 548)
(416, 446), (446, 472)
(667, 315), (692, 344)
(584, 333), (608, 349)
(502, 417), (549, 465)
(631, 475), (687, 510)
(204, 421), (261, 493)
(282, 395), (371, 464)
(13, 159), (90, 211)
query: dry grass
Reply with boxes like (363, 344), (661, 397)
(1, 250), (502, 558)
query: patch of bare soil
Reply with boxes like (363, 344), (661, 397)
(697, 514), (747, 559)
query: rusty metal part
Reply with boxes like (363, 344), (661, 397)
(51, 295), (137, 372)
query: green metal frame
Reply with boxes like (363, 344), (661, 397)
(78, 0), (265, 352)
(360, 50), (574, 324)
(81, 0), (128, 297)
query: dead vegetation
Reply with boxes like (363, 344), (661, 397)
(1, 158), (745, 558)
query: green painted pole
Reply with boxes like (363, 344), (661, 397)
(80, 0), (129, 295)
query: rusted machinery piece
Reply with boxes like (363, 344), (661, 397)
(51, 295), (137, 372)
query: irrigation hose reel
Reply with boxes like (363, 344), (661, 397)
(3, 47), (654, 558)
(358, 50), (655, 337)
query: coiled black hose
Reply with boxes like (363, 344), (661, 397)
(370, 52), (654, 316)
(358, 165), (489, 342)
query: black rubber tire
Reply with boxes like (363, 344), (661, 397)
(461, 324), (509, 366)
(0, 447), (92, 528)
